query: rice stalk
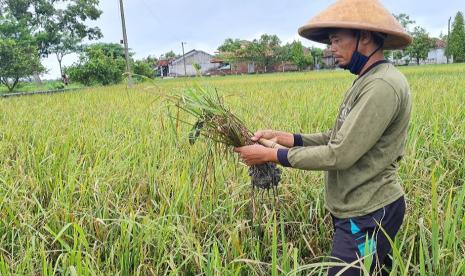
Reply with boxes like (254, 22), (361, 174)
(166, 83), (282, 190)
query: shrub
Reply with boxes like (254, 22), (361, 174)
(67, 45), (126, 86)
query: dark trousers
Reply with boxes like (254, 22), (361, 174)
(328, 196), (406, 276)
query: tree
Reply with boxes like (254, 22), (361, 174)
(276, 43), (293, 64)
(144, 55), (158, 66)
(160, 51), (177, 59)
(394, 13), (416, 31)
(133, 55), (158, 80)
(217, 38), (242, 53)
(392, 13), (416, 64)
(405, 26), (433, 65)
(447, 11), (465, 62)
(86, 43), (131, 60)
(216, 38), (244, 65)
(309, 47), (324, 69)
(291, 41), (313, 70)
(0, 39), (45, 91)
(66, 43), (126, 86)
(1, 0), (102, 76)
(133, 60), (154, 80)
(243, 34), (282, 72)
(0, 15), (44, 91)
(216, 41), (248, 65)
(276, 42), (314, 72)
(258, 34), (281, 72)
(49, 34), (82, 77)
(393, 14), (415, 64)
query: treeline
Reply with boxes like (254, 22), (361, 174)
(65, 43), (156, 86)
(215, 35), (323, 72)
(214, 13), (465, 69)
(387, 13), (465, 65)
(1, 1), (464, 92)
(0, 0), (102, 92)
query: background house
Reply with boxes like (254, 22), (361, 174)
(322, 48), (336, 68)
(156, 58), (174, 77)
(209, 58), (257, 75)
(426, 39), (452, 64)
(168, 50), (220, 76)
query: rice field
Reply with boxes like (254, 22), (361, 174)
(0, 63), (464, 275)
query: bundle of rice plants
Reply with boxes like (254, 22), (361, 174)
(167, 83), (283, 190)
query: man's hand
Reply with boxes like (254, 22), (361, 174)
(252, 130), (294, 148)
(233, 144), (278, 166)
(251, 130), (279, 142)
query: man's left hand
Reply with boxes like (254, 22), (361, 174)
(233, 144), (278, 166)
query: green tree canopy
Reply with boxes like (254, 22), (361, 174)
(133, 60), (154, 80)
(291, 41), (313, 70)
(243, 34), (282, 72)
(217, 35), (322, 72)
(391, 13), (416, 64)
(85, 43), (133, 60)
(394, 13), (416, 31)
(448, 11), (465, 62)
(0, 39), (45, 92)
(217, 38), (242, 53)
(259, 34), (281, 71)
(405, 26), (433, 65)
(216, 40), (247, 64)
(160, 51), (177, 60)
(1, 0), (102, 77)
(66, 43), (126, 86)
(0, 16), (44, 92)
(133, 55), (158, 80)
(309, 47), (324, 68)
(50, 34), (82, 76)
(276, 43), (293, 63)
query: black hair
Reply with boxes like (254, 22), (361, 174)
(372, 33), (386, 48)
(349, 29), (385, 48)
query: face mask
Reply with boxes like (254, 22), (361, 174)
(342, 31), (383, 75)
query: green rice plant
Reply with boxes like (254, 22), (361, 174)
(166, 83), (282, 191)
(0, 64), (464, 274)
(167, 83), (253, 147)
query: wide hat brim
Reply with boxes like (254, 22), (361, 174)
(298, 0), (412, 50)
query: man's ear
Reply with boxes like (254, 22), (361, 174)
(359, 30), (373, 45)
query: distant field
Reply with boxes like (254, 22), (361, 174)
(0, 64), (464, 275)
(0, 80), (82, 94)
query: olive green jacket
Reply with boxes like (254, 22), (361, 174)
(278, 62), (412, 218)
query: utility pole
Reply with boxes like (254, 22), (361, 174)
(181, 42), (187, 77)
(119, 0), (132, 87)
(447, 16), (451, 64)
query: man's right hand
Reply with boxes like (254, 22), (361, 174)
(252, 130), (295, 148)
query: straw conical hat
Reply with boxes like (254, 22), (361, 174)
(298, 0), (412, 49)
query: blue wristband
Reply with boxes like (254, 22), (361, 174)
(277, 149), (292, 167)
(293, 134), (303, 147)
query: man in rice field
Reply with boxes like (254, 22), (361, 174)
(234, 0), (412, 275)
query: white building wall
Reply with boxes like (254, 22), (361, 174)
(169, 51), (220, 76)
(427, 48), (449, 64)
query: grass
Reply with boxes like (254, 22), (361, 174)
(0, 63), (464, 274)
(0, 80), (83, 94)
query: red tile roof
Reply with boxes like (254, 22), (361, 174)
(434, 39), (445, 48)
(157, 59), (171, 66)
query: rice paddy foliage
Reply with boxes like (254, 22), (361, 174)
(0, 63), (464, 275)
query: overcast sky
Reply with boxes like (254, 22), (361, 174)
(42, 0), (464, 79)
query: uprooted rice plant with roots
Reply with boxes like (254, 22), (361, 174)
(167, 83), (282, 191)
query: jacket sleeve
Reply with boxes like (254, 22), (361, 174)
(293, 131), (332, 147)
(277, 79), (399, 171)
